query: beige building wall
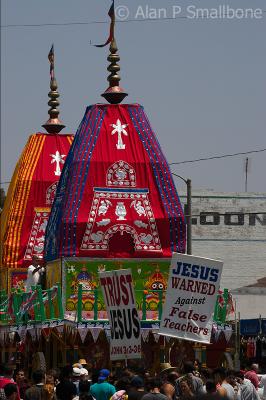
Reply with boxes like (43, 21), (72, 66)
(179, 191), (266, 290)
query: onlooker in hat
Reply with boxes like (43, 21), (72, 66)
(4, 384), (18, 400)
(25, 370), (48, 400)
(90, 369), (116, 400)
(128, 376), (147, 400)
(72, 365), (82, 370)
(142, 378), (167, 400)
(245, 365), (260, 390)
(79, 361), (88, 370)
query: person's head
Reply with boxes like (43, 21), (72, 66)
(194, 359), (202, 371)
(234, 371), (244, 385)
(32, 255), (40, 266)
(98, 369), (110, 383)
(32, 370), (45, 384)
(146, 378), (162, 392)
(226, 370), (236, 387)
(61, 365), (73, 380)
(78, 360), (88, 369)
(213, 368), (227, 385)
(131, 376), (144, 389)
(166, 372), (179, 385)
(205, 380), (216, 394)
(15, 370), (25, 383)
(183, 362), (195, 374)
(47, 369), (60, 385)
(115, 377), (131, 392)
(46, 372), (55, 385)
(4, 383), (18, 400)
(200, 368), (212, 383)
(251, 364), (259, 373)
(79, 380), (90, 394)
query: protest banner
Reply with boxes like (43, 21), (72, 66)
(158, 253), (223, 343)
(99, 269), (141, 360)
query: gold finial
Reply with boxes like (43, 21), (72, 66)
(42, 45), (65, 133)
(100, 1), (128, 104)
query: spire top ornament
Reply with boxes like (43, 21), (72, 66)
(42, 45), (65, 134)
(95, 1), (128, 104)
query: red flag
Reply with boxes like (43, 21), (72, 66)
(48, 44), (55, 80)
(95, 0), (115, 48)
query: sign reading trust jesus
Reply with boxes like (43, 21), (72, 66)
(99, 269), (141, 360)
(159, 253), (223, 344)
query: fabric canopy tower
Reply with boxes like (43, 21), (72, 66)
(45, 35), (186, 260)
(0, 47), (73, 271)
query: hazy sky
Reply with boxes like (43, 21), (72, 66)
(1, 0), (266, 193)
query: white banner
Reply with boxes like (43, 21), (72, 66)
(158, 253), (223, 344)
(99, 269), (141, 360)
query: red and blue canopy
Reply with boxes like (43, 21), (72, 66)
(45, 104), (186, 260)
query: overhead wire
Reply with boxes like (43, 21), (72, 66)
(169, 147), (266, 166)
(1, 10), (266, 28)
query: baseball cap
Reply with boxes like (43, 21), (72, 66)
(131, 376), (144, 388)
(98, 369), (110, 382)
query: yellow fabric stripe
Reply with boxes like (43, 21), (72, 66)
(13, 135), (46, 266)
(4, 136), (36, 265)
(67, 135), (74, 145)
(6, 135), (41, 267)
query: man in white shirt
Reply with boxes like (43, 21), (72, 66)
(235, 371), (260, 400)
(25, 256), (45, 292)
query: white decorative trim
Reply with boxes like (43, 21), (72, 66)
(24, 209), (50, 260)
(106, 160), (136, 187)
(81, 190), (162, 252)
(46, 182), (58, 205)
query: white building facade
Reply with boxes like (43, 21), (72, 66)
(179, 191), (266, 290)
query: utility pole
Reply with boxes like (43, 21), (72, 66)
(171, 173), (192, 255)
(186, 179), (192, 255)
(245, 157), (249, 192)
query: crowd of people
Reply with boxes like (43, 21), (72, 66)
(0, 360), (265, 400)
